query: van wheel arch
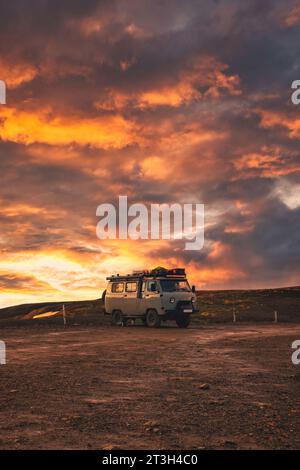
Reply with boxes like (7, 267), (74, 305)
(145, 309), (161, 328)
(112, 309), (123, 326)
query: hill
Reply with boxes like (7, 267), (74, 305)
(0, 286), (299, 326)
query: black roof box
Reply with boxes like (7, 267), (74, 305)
(151, 267), (185, 276)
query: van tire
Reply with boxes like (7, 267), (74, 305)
(112, 310), (123, 326)
(176, 313), (190, 328)
(145, 309), (161, 328)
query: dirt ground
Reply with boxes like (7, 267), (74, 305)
(0, 323), (300, 450)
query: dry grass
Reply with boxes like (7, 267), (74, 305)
(0, 286), (299, 326)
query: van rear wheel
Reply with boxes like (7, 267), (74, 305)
(146, 309), (161, 328)
(176, 313), (190, 328)
(112, 310), (123, 326)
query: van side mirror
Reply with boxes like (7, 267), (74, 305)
(192, 285), (196, 293)
(150, 283), (157, 292)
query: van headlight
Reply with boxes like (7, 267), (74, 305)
(169, 297), (175, 303)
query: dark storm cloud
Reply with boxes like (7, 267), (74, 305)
(219, 200), (300, 287)
(2, 0), (296, 121)
(149, 195), (300, 288)
(0, 0), (104, 43)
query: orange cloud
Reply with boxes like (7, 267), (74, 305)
(0, 203), (64, 218)
(281, 4), (300, 26)
(0, 107), (139, 149)
(259, 109), (300, 140)
(224, 223), (254, 234)
(95, 56), (241, 110)
(0, 59), (37, 88)
(234, 149), (299, 177)
(187, 263), (245, 288)
(208, 241), (229, 259)
(138, 81), (200, 108)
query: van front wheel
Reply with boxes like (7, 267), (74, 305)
(146, 309), (161, 328)
(112, 310), (123, 326)
(176, 313), (190, 328)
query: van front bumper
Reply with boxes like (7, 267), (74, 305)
(163, 304), (199, 320)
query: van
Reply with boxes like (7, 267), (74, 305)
(103, 267), (199, 328)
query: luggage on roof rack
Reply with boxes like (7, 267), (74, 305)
(150, 266), (168, 276)
(106, 267), (186, 281)
(150, 267), (186, 276)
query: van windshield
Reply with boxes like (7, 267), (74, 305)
(160, 279), (191, 292)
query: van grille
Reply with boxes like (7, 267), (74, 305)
(177, 300), (193, 309)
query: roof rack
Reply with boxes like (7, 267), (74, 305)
(106, 267), (186, 281)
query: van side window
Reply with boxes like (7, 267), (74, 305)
(126, 282), (137, 292)
(111, 282), (124, 293)
(147, 281), (157, 292)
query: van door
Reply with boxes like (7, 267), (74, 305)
(139, 280), (162, 315)
(137, 280), (146, 316)
(124, 281), (138, 316)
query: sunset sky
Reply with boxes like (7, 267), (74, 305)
(0, 0), (300, 308)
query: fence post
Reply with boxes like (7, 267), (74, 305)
(62, 304), (67, 327)
(0, 341), (6, 365)
(233, 308), (236, 323)
(274, 310), (278, 323)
